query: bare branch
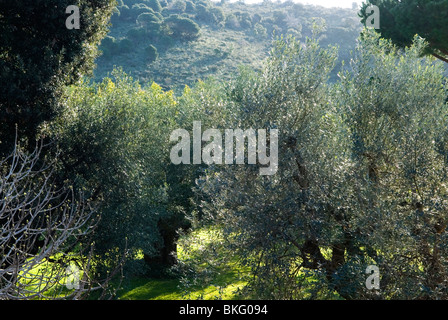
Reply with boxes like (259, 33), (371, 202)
(0, 139), (123, 300)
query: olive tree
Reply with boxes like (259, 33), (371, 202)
(195, 35), (346, 299)
(50, 71), (191, 274)
(195, 31), (448, 299)
(336, 31), (448, 299)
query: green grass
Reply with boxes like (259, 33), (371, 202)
(12, 255), (85, 299)
(118, 273), (246, 300)
(117, 226), (249, 300)
(18, 226), (342, 300)
(118, 278), (182, 300)
(11, 226), (246, 300)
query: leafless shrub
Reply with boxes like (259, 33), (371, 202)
(0, 139), (124, 299)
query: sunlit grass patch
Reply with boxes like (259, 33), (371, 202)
(13, 256), (84, 299)
(118, 225), (249, 300)
(119, 278), (182, 300)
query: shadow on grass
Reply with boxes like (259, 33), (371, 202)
(119, 278), (182, 300)
(117, 226), (248, 300)
(118, 272), (246, 300)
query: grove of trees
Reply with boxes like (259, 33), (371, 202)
(2, 0), (448, 301)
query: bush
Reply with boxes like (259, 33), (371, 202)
(123, 0), (142, 6)
(147, 21), (163, 37)
(110, 7), (121, 25)
(195, 4), (217, 24)
(137, 12), (161, 26)
(160, 7), (170, 17)
(145, 44), (159, 62)
(252, 13), (261, 24)
(239, 12), (252, 29)
(185, 0), (195, 13)
(130, 3), (155, 19)
(210, 7), (225, 24)
(286, 28), (301, 38)
(100, 35), (117, 58)
(146, 0), (163, 12)
(164, 15), (200, 40)
(224, 14), (239, 29)
(252, 23), (267, 38)
(100, 37), (133, 56)
(126, 27), (150, 42)
(117, 38), (134, 53)
(118, 5), (132, 21)
(169, 0), (187, 13)
(272, 10), (287, 28)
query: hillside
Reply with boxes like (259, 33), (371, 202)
(94, 0), (363, 92)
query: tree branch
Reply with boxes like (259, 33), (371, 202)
(431, 52), (448, 64)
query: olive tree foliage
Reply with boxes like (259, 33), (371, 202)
(0, 140), (120, 299)
(195, 31), (448, 299)
(49, 71), (191, 273)
(196, 34), (345, 299)
(336, 31), (448, 299)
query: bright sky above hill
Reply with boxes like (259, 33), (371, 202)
(296, 0), (364, 8)
(241, 0), (365, 8)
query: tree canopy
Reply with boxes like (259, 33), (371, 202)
(360, 0), (448, 63)
(0, 0), (115, 154)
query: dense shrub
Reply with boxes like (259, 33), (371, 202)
(164, 15), (200, 40)
(185, 0), (195, 13)
(252, 23), (267, 38)
(137, 12), (162, 26)
(99, 36), (136, 59)
(169, 0), (187, 13)
(145, 44), (159, 62)
(100, 35), (118, 58)
(117, 38), (134, 53)
(110, 7), (122, 25)
(239, 12), (252, 29)
(210, 7), (225, 24)
(224, 14), (240, 30)
(127, 27), (149, 42)
(117, 5), (132, 21)
(130, 3), (155, 19)
(146, 0), (163, 12)
(195, 4), (217, 24)
(272, 10), (287, 28)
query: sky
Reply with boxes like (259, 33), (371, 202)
(295, 0), (364, 8)
(242, 0), (365, 8)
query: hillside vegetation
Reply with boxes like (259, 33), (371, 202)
(94, 0), (362, 92)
